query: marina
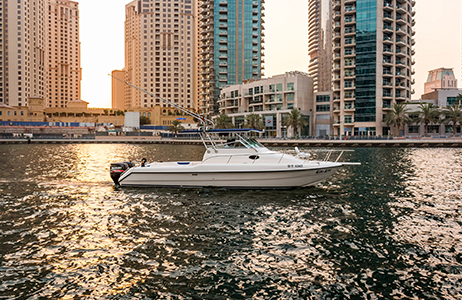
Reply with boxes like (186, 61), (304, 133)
(0, 144), (461, 298)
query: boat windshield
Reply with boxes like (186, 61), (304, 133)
(215, 135), (264, 149)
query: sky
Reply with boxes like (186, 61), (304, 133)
(79, 0), (462, 108)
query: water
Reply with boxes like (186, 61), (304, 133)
(0, 144), (461, 299)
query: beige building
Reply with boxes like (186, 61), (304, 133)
(112, 69), (125, 110)
(218, 71), (313, 138)
(331, 0), (416, 137)
(0, 0), (47, 107)
(0, 97), (195, 127)
(47, 0), (82, 108)
(424, 67), (458, 93)
(123, 0), (197, 110)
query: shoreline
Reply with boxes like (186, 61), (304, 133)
(2, 136), (462, 147)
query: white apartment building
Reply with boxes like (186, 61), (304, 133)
(218, 71), (314, 138)
(124, 0), (197, 110)
(0, 0), (47, 106)
(47, 0), (81, 108)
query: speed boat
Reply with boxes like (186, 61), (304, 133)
(108, 75), (359, 189)
(110, 128), (359, 188)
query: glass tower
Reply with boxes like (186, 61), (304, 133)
(332, 0), (415, 136)
(198, 0), (264, 116)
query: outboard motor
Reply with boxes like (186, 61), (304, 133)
(110, 161), (134, 185)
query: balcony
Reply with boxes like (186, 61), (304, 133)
(383, 47), (393, 54)
(396, 15), (407, 25)
(383, 92), (392, 98)
(383, 24), (393, 32)
(383, 1), (393, 11)
(396, 4), (407, 14)
(345, 6), (356, 14)
(383, 58), (393, 65)
(344, 119), (355, 126)
(383, 12), (393, 21)
(383, 70), (393, 77)
(334, 11), (342, 21)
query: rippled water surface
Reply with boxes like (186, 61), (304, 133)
(0, 144), (461, 299)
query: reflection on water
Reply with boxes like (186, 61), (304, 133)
(0, 145), (461, 299)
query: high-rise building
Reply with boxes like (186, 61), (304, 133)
(124, 0), (197, 110)
(0, 0), (47, 106)
(48, 0), (81, 108)
(198, 0), (265, 116)
(308, 0), (333, 93)
(331, 0), (416, 136)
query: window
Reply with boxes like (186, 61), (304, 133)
(316, 105), (330, 112)
(276, 83), (282, 92)
(316, 95), (330, 102)
(287, 82), (294, 91)
(447, 97), (460, 106)
(408, 126), (419, 133)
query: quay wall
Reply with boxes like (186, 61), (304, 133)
(1, 136), (462, 148)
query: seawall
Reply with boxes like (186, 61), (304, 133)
(1, 136), (462, 148)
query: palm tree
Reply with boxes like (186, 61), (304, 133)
(417, 103), (440, 136)
(457, 93), (462, 105)
(442, 103), (462, 136)
(283, 108), (308, 137)
(383, 102), (412, 136)
(168, 120), (185, 137)
(244, 113), (264, 130)
(214, 113), (234, 129)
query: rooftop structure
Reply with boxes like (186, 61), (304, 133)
(424, 67), (458, 93)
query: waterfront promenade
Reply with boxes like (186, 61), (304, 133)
(1, 135), (462, 148)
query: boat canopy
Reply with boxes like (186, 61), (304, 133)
(179, 128), (263, 134)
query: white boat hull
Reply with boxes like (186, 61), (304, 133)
(117, 162), (342, 188)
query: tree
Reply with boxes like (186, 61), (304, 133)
(442, 103), (462, 136)
(417, 103), (440, 136)
(243, 113), (264, 130)
(140, 116), (151, 126)
(168, 120), (185, 137)
(214, 113), (234, 129)
(283, 108), (308, 137)
(103, 109), (109, 115)
(383, 102), (412, 136)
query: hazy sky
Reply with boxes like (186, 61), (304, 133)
(79, 0), (462, 108)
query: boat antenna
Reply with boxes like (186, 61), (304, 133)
(108, 74), (214, 128)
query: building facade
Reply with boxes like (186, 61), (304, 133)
(0, 0), (47, 107)
(112, 69), (125, 110)
(124, 0), (197, 110)
(424, 67), (458, 93)
(331, 0), (416, 137)
(47, 0), (81, 108)
(308, 0), (333, 93)
(198, 0), (264, 116)
(218, 71), (313, 138)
